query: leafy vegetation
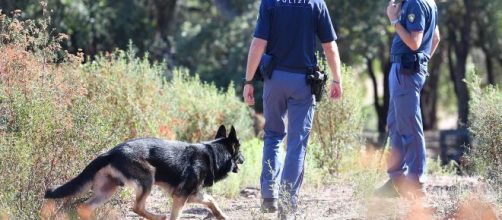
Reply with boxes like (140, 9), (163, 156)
(0, 12), (252, 217)
(466, 71), (502, 202)
(310, 65), (365, 174)
(3, 0), (501, 126)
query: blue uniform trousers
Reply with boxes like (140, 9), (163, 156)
(387, 63), (428, 183)
(260, 70), (315, 206)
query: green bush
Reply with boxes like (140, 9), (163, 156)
(310, 64), (366, 174)
(0, 13), (253, 218)
(163, 69), (253, 142)
(466, 72), (502, 201)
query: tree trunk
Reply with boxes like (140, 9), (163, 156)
(148, 0), (179, 65)
(476, 19), (496, 86)
(151, 0), (179, 41)
(365, 39), (391, 147)
(453, 52), (470, 128)
(366, 38), (391, 134)
(366, 57), (385, 132)
(443, 0), (472, 129)
(421, 54), (442, 130)
(483, 49), (495, 85)
(447, 31), (470, 129)
(379, 40), (391, 133)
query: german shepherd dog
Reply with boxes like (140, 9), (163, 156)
(43, 125), (244, 220)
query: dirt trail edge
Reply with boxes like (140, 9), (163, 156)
(119, 176), (500, 220)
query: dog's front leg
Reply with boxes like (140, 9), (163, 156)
(40, 199), (57, 220)
(170, 195), (188, 220)
(188, 192), (227, 220)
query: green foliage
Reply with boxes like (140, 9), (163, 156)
(324, 0), (391, 63)
(173, 1), (259, 106)
(466, 72), (502, 201)
(81, 47), (253, 143)
(0, 14), (253, 218)
(426, 157), (458, 176)
(164, 69), (253, 142)
(310, 64), (366, 174)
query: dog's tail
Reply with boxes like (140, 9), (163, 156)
(44, 153), (111, 199)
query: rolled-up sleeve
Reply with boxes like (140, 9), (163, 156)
(316, 2), (337, 43)
(406, 2), (425, 32)
(253, 1), (271, 40)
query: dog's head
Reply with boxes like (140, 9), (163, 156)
(215, 125), (244, 173)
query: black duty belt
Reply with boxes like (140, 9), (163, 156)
(275, 66), (310, 74)
(390, 53), (429, 64)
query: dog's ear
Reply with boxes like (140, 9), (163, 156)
(228, 126), (237, 141)
(215, 125), (227, 139)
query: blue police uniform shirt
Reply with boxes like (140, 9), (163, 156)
(254, 0), (337, 71)
(390, 0), (438, 56)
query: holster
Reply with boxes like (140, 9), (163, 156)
(398, 53), (429, 75)
(306, 66), (328, 103)
(255, 54), (276, 80)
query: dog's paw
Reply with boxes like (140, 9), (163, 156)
(216, 214), (228, 220)
(40, 200), (56, 219)
(76, 205), (93, 220)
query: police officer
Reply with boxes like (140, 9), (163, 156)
(376, 0), (440, 198)
(242, 0), (342, 216)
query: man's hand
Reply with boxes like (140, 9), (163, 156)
(329, 82), (342, 101)
(387, 1), (401, 21)
(243, 84), (255, 106)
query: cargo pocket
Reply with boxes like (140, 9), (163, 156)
(263, 80), (272, 103)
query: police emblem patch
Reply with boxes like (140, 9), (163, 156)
(408, 14), (416, 23)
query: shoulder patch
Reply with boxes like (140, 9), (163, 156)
(407, 14), (416, 23)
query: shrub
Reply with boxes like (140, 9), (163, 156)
(163, 69), (253, 142)
(466, 72), (502, 202)
(309, 64), (366, 174)
(0, 11), (253, 218)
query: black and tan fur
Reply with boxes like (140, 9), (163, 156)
(43, 125), (244, 220)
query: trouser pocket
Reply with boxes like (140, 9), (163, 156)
(399, 54), (418, 75)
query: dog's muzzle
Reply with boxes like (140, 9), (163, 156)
(232, 155), (245, 173)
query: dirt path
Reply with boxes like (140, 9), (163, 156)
(119, 176), (500, 220)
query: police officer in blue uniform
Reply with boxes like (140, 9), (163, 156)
(376, 0), (440, 198)
(242, 0), (343, 216)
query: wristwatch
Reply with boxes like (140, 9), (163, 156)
(390, 19), (400, 26)
(242, 78), (253, 85)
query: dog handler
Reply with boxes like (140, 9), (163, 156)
(376, 0), (440, 198)
(242, 0), (342, 216)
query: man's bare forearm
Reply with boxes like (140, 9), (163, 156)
(322, 41), (342, 83)
(430, 26), (440, 57)
(395, 24), (423, 51)
(245, 38), (267, 81)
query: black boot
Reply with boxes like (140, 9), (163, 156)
(374, 179), (400, 198)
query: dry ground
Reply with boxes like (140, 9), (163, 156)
(96, 176), (502, 220)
